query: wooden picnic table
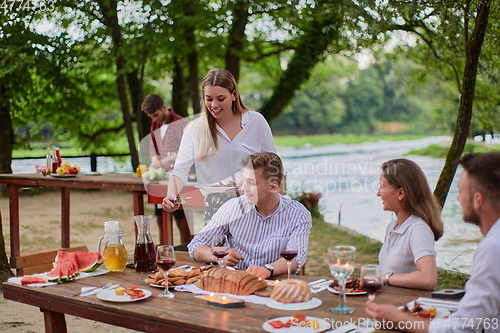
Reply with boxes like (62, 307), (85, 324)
(2, 258), (433, 333)
(0, 173), (204, 274)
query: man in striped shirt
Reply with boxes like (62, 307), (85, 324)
(188, 152), (312, 279)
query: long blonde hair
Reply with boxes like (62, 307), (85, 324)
(381, 159), (444, 241)
(197, 69), (248, 160)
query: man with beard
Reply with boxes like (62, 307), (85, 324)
(141, 94), (192, 243)
(365, 152), (500, 333)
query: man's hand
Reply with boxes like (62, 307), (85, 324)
(220, 249), (244, 267)
(162, 195), (180, 212)
(246, 265), (271, 279)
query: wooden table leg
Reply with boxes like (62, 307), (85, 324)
(41, 308), (67, 333)
(161, 211), (173, 245)
(61, 187), (70, 248)
(133, 191), (145, 216)
(9, 185), (20, 258)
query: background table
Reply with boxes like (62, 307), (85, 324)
(3, 263), (433, 333)
(0, 173), (203, 275)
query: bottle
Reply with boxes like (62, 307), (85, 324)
(97, 221), (128, 272)
(133, 215), (156, 273)
(45, 147), (52, 173)
(52, 147), (62, 173)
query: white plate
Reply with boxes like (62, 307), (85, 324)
(265, 297), (322, 310)
(97, 288), (152, 302)
(327, 286), (367, 295)
(195, 185), (237, 196)
(51, 174), (77, 178)
(262, 316), (330, 333)
(83, 172), (101, 176)
(399, 301), (451, 318)
(149, 284), (174, 289)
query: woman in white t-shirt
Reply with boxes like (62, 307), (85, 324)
(162, 68), (276, 224)
(377, 158), (443, 290)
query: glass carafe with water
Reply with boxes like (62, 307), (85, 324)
(133, 215), (157, 273)
(98, 221), (128, 272)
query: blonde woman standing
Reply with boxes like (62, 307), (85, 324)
(377, 158), (443, 290)
(162, 69), (276, 225)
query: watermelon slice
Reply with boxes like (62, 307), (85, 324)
(45, 267), (63, 283)
(20, 276), (48, 285)
(45, 250), (105, 282)
(73, 251), (104, 272)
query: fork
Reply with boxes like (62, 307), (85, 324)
(71, 282), (113, 297)
(311, 280), (332, 290)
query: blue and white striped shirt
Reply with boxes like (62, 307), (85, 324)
(188, 194), (312, 273)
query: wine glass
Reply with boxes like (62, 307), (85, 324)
(328, 245), (356, 314)
(156, 245), (176, 298)
(280, 235), (298, 279)
(360, 264), (382, 301)
(211, 235), (229, 268)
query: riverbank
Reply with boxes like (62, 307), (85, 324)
(0, 188), (468, 332)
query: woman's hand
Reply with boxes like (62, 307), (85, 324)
(162, 195), (180, 212)
(246, 265), (270, 279)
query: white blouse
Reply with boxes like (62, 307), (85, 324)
(378, 215), (436, 274)
(170, 111), (277, 185)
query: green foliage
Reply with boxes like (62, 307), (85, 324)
(289, 191), (322, 217)
(407, 142), (500, 159)
(274, 133), (425, 147)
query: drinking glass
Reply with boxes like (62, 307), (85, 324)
(211, 235), (229, 268)
(360, 264), (382, 301)
(328, 245), (356, 314)
(156, 245), (176, 298)
(280, 235), (298, 279)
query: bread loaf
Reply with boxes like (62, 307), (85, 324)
(196, 267), (267, 296)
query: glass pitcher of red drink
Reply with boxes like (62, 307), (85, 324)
(133, 215), (157, 273)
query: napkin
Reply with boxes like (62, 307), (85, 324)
(324, 323), (375, 333)
(310, 281), (332, 293)
(174, 283), (269, 305)
(79, 284), (119, 296)
(7, 277), (57, 288)
(415, 297), (460, 311)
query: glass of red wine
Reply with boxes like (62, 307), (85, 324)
(360, 264), (382, 301)
(156, 245), (176, 298)
(211, 235), (230, 268)
(280, 235), (298, 279)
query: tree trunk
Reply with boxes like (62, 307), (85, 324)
(128, 68), (147, 140)
(172, 58), (188, 117)
(0, 84), (13, 196)
(261, 2), (343, 121)
(434, 0), (491, 207)
(0, 211), (14, 289)
(98, 0), (139, 170)
(225, 0), (250, 81)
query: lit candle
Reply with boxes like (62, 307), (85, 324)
(207, 293), (215, 300)
(221, 296), (231, 304)
(274, 280), (280, 285)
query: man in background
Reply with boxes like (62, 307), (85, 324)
(141, 94), (192, 243)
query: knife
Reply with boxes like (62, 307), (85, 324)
(72, 282), (115, 297)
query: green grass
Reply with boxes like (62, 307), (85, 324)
(307, 215), (469, 289)
(274, 134), (426, 147)
(407, 141), (500, 158)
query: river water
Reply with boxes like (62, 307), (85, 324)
(12, 137), (479, 273)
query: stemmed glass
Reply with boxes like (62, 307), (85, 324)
(156, 245), (176, 298)
(360, 264), (382, 301)
(328, 245), (356, 314)
(280, 235), (298, 279)
(211, 235), (229, 268)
